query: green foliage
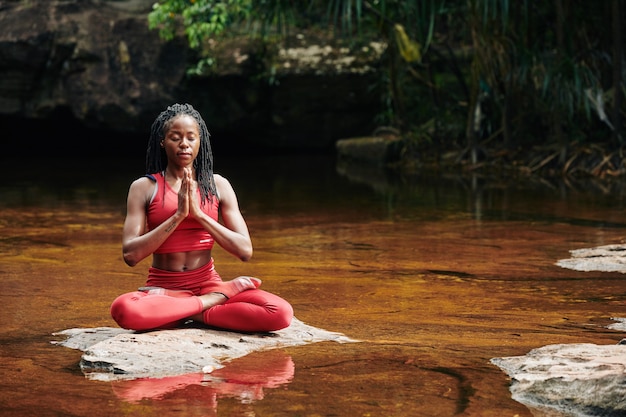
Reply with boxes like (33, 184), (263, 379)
(149, 0), (312, 76)
(148, 0), (253, 48)
(148, 0), (625, 165)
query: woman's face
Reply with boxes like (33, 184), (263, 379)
(161, 115), (201, 168)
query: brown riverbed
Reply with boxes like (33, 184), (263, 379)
(1, 154), (625, 416)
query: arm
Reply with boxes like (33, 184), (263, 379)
(121, 177), (188, 266)
(188, 173), (253, 261)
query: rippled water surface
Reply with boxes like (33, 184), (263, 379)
(1, 153), (625, 416)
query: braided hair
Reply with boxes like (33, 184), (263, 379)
(145, 103), (217, 204)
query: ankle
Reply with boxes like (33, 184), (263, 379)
(199, 292), (228, 309)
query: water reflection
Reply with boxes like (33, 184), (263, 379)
(110, 350), (294, 411)
(0, 157), (138, 209)
(337, 157), (626, 226)
(4, 154), (626, 221)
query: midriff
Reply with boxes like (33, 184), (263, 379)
(152, 249), (213, 272)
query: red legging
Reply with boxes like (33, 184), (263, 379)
(110, 260), (293, 332)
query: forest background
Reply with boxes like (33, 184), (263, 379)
(149, 0), (625, 180)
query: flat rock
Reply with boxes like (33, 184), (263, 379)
(608, 318), (626, 332)
(491, 319), (626, 417)
(556, 244), (626, 273)
(52, 318), (357, 381)
(503, 242), (626, 416)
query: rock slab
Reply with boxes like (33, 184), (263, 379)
(499, 245), (626, 416)
(52, 318), (357, 381)
(556, 244), (626, 273)
(491, 325), (626, 416)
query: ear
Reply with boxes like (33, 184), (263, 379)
(160, 141), (164, 148)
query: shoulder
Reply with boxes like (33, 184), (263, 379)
(214, 173), (236, 191)
(130, 175), (156, 189)
(214, 173), (237, 201)
(214, 173), (229, 187)
(128, 175), (157, 199)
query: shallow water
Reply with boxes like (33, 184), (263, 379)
(1, 153), (625, 416)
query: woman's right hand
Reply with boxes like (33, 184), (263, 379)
(177, 168), (192, 219)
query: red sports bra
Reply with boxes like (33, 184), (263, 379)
(146, 172), (219, 254)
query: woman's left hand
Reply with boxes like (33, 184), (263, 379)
(184, 168), (202, 219)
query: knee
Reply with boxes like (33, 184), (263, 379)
(110, 292), (144, 330)
(270, 302), (294, 331)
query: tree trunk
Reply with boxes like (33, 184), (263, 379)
(611, 0), (624, 144)
(555, 0), (567, 164)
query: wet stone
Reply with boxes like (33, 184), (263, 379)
(52, 318), (357, 381)
(491, 334), (626, 417)
(556, 244), (626, 273)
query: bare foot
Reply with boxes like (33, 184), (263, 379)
(204, 276), (262, 299)
(197, 292), (229, 310)
(190, 277), (262, 320)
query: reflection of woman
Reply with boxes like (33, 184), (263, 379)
(110, 103), (293, 332)
(110, 351), (295, 407)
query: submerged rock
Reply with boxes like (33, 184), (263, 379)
(52, 318), (357, 381)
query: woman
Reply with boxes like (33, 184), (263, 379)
(110, 103), (293, 332)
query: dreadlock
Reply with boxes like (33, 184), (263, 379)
(145, 103), (217, 204)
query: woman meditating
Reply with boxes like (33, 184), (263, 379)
(110, 103), (293, 332)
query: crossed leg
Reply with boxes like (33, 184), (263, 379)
(110, 277), (262, 331)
